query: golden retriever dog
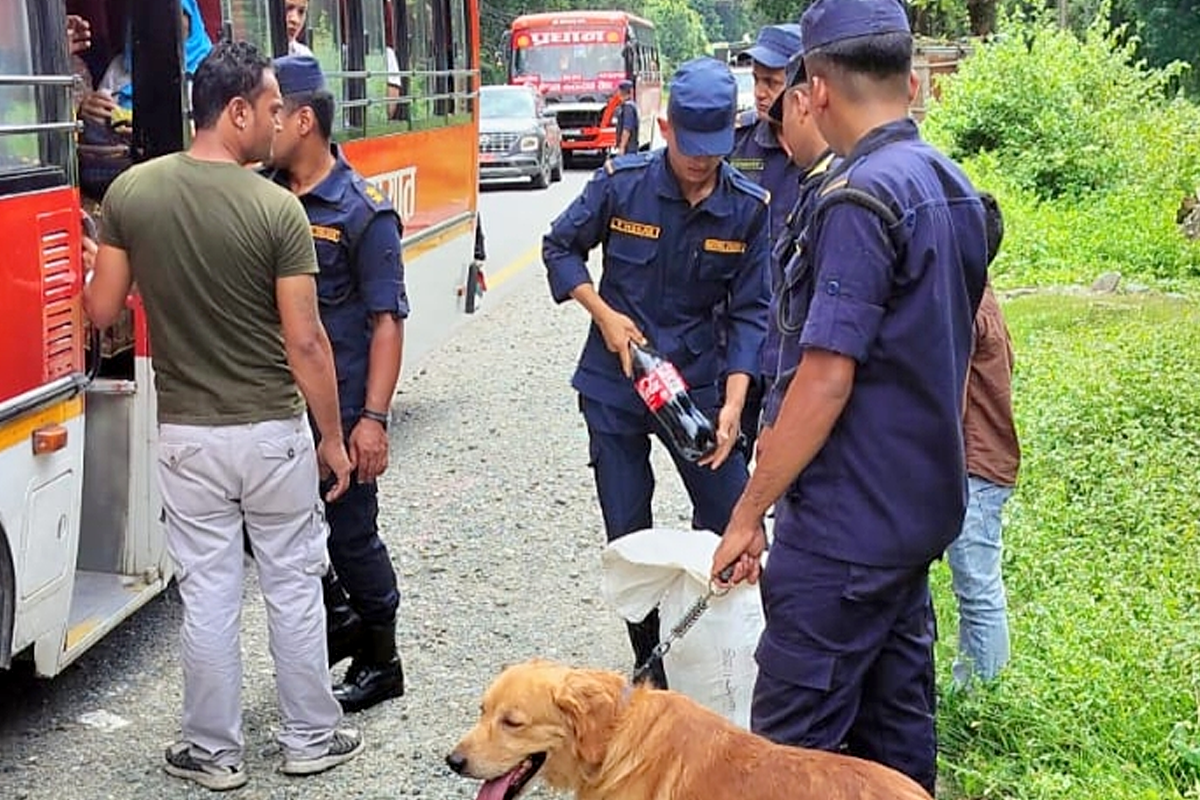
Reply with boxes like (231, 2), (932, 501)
(447, 659), (931, 800)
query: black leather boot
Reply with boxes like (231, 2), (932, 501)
(323, 570), (364, 667)
(333, 621), (405, 713)
(627, 610), (668, 690)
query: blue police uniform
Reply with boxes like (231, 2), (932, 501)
(614, 80), (639, 154)
(748, 2), (989, 793)
(759, 147), (837, 424)
(274, 143), (408, 625)
(729, 24), (805, 247)
(544, 58), (769, 686)
(721, 24), (804, 454)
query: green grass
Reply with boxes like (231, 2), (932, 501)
(931, 292), (1200, 799)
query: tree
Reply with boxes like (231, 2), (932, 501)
(643, 0), (711, 74)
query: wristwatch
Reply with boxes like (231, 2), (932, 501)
(361, 408), (390, 429)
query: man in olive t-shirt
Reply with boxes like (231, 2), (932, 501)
(84, 41), (362, 789)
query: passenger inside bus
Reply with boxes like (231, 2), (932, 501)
(286, 0), (313, 56)
(69, 0), (213, 376)
(74, 0), (212, 202)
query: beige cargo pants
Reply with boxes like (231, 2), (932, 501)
(157, 415), (342, 767)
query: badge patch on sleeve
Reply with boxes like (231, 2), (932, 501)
(311, 224), (342, 243)
(610, 217), (661, 239)
(703, 238), (747, 254)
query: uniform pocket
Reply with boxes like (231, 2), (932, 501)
(605, 233), (656, 273)
(755, 631), (838, 692)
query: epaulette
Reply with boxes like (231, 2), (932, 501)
(727, 165), (770, 206)
(604, 151), (654, 175)
(353, 173), (394, 211)
(734, 109), (757, 130)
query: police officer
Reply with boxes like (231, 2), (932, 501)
(268, 55), (409, 713)
(724, 23), (803, 455)
(613, 79), (639, 155)
(758, 50), (837, 431)
(711, 0), (989, 793)
(544, 57), (769, 689)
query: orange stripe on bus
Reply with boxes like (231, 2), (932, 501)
(0, 397), (84, 453)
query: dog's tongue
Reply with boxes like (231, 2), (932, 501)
(476, 768), (521, 800)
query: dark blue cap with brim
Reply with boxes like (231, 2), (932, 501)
(766, 48), (807, 124)
(273, 54), (325, 95)
(743, 23), (804, 70)
(668, 57), (736, 156)
(801, 0), (910, 52)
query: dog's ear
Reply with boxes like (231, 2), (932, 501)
(553, 671), (624, 766)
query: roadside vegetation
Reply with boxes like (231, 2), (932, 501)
(923, 11), (1200, 800)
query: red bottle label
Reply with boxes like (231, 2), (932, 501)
(634, 362), (688, 412)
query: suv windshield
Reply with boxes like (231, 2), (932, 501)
(481, 88), (535, 119)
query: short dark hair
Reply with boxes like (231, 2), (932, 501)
(980, 191), (1004, 266)
(805, 31), (913, 100)
(283, 89), (336, 140)
(192, 40), (273, 130)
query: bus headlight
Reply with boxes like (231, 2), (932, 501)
(518, 135), (540, 152)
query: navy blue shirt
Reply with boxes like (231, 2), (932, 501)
(729, 114), (802, 247)
(614, 99), (639, 154)
(543, 150), (770, 414)
(271, 144), (409, 425)
(774, 118), (988, 567)
(761, 148), (838, 407)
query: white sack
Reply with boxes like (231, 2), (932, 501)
(600, 528), (764, 729)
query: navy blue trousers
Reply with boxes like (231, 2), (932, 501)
(751, 540), (938, 794)
(581, 396), (748, 542)
(322, 476), (400, 626)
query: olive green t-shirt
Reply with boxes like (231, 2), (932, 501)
(101, 153), (318, 425)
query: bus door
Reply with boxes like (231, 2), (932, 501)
(65, 0), (188, 674)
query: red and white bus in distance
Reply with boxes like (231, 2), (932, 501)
(504, 11), (661, 164)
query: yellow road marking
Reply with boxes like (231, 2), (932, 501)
(485, 243), (542, 291)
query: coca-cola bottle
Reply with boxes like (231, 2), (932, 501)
(629, 341), (716, 462)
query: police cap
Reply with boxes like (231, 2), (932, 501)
(743, 23), (803, 70)
(766, 47), (807, 124)
(667, 57), (736, 157)
(801, 0), (910, 53)
(618, 79), (633, 91)
(273, 54), (325, 96)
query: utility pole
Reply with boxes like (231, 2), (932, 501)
(1058, 0), (1069, 28)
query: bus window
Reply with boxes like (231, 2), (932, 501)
(0, 0), (43, 182)
(304, 0), (344, 127)
(450, 0), (468, 115)
(222, 0), (272, 51)
(363, 0), (399, 132)
(407, 0), (434, 125)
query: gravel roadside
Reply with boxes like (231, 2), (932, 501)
(0, 264), (701, 800)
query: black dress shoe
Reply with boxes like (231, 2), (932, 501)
(334, 621), (405, 712)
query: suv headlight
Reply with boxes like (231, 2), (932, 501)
(518, 135), (539, 152)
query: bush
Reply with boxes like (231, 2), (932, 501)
(923, 9), (1200, 284)
(932, 294), (1200, 800)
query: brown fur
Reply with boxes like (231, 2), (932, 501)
(449, 660), (931, 800)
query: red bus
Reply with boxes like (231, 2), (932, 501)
(504, 11), (661, 163)
(0, 0), (479, 677)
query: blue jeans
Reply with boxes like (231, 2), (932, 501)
(946, 475), (1013, 686)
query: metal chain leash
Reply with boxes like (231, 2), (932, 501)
(630, 564), (734, 686)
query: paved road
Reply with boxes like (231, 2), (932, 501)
(0, 160), (702, 800)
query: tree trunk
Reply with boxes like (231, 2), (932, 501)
(967, 0), (997, 37)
